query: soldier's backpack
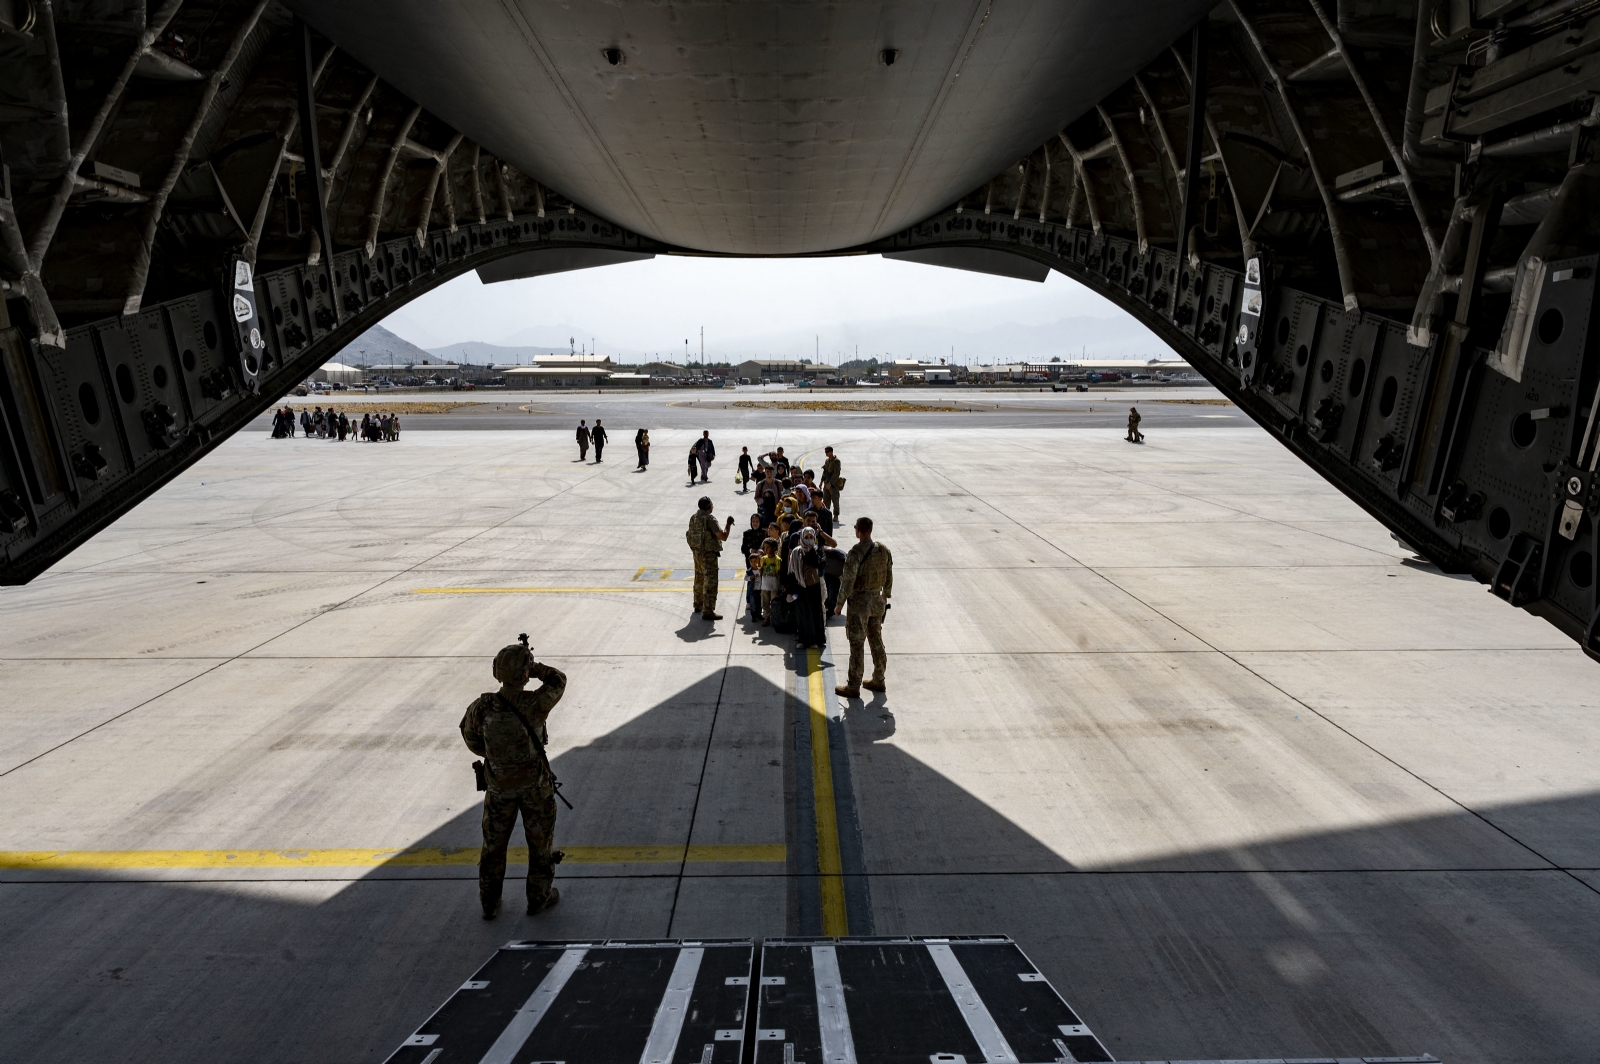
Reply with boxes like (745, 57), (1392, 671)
(686, 511), (709, 551)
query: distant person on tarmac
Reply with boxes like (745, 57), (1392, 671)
(738, 447), (754, 492)
(693, 430), (716, 483)
(760, 447), (790, 482)
(635, 428), (650, 470)
(591, 420), (608, 462)
(1126, 406), (1143, 443)
(576, 419), (590, 460)
(822, 446), (843, 519)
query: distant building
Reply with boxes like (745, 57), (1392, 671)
(640, 361), (691, 378)
(969, 364), (1032, 381)
(735, 359), (838, 383)
(884, 358), (925, 379)
(365, 362), (460, 376)
(504, 366), (612, 388)
(604, 372), (653, 388)
(532, 353), (615, 369)
(311, 361), (362, 384)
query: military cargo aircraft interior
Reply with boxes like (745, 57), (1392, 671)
(2, 1), (1599, 1062)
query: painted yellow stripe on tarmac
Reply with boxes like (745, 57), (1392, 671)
(411, 585), (742, 595)
(806, 647), (849, 936)
(0, 843), (784, 871)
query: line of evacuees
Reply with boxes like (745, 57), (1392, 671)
(270, 406), (402, 442)
(734, 445), (845, 651)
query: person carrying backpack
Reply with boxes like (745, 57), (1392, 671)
(686, 495), (734, 621)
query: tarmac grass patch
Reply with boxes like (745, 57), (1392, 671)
(283, 401), (487, 415)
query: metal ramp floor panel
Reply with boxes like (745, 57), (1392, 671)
(381, 936), (1442, 1064)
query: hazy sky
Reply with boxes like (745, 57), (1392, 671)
(379, 254), (1171, 364)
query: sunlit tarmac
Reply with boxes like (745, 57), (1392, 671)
(2, 399), (1597, 1063)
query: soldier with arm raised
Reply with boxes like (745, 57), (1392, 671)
(687, 495), (735, 621)
(460, 639), (567, 920)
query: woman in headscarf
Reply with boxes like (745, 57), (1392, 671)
(788, 526), (826, 649)
(635, 428), (650, 470)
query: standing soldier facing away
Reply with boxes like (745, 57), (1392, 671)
(822, 446), (844, 520)
(834, 515), (892, 697)
(460, 641), (567, 920)
(687, 495), (734, 621)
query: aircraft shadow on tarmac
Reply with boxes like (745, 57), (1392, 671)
(2, 664), (1598, 1064)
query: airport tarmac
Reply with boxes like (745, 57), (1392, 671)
(2, 407), (1598, 1063)
(260, 384), (1235, 432)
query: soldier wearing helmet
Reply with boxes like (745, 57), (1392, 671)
(459, 638), (567, 920)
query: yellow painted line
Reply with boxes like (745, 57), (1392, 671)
(806, 647), (849, 936)
(411, 585), (742, 595)
(0, 843), (784, 871)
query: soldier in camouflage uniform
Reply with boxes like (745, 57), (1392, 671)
(460, 642), (567, 920)
(821, 446), (843, 520)
(833, 515), (892, 697)
(687, 495), (734, 621)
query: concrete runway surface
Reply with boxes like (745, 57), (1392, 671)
(2, 409), (1598, 1063)
(257, 384), (1240, 432)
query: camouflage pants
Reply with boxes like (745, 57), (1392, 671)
(693, 552), (719, 613)
(824, 484), (841, 515)
(845, 590), (886, 686)
(480, 787), (557, 910)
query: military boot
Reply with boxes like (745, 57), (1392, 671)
(862, 678), (885, 693)
(528, 887), (561, 915)
(835, 684), (860, 698)
(702, 611), (723, 621)
(481, 897), (501, 921)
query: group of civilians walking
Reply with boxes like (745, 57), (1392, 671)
(271, 405), (400, 442)
(576, 418), (657, 471)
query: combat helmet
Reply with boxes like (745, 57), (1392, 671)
(493, 642), (532, 683)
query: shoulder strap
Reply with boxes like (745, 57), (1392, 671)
(495, 693), (550, 762)
(493, 693), (573, 808)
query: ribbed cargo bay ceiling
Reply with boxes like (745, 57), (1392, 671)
(289, 0), (1214, 255)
